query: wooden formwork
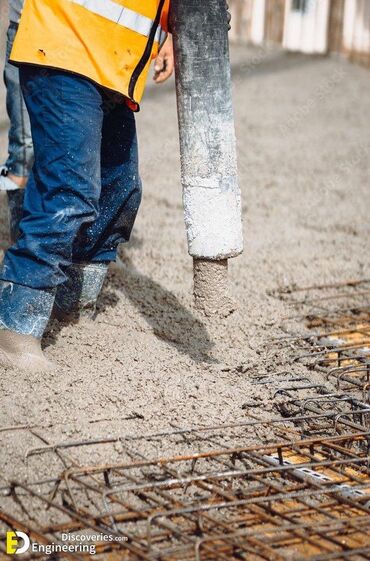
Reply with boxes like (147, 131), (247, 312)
(264, 0), (285, 44)
(228, 0), (253, 43)
(342, 0), (370, 68)
(328, 0), (345, 53)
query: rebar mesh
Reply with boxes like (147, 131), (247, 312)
(1, 416), (370, 561)
(2, 279), (370, 560)
(275, 279), (370, 398)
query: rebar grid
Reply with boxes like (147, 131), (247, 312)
(275, 279), (370, 397)
(1, 418), (370, 561)
(2, 280), (370, 560)
(246, 369), (370, 438)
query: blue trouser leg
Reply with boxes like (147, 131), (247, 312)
(0, 66), (141, 337)
(2, 23), (33, 243)
(3, 23), (33, 178)
(54, 99), (142, 316)
(71, 97), (142, 263)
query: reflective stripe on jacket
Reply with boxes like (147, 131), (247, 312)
(10, 0), (170, 108)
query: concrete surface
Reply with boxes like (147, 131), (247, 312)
(0, 44), (369, 481)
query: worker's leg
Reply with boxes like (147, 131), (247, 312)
(0, 66), (104, 370)
(54, 99), (141, 320)
(83, 99), (141, 264)
(0, 22), (33, 242)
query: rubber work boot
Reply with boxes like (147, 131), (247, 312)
(53, 263), (108, 323)
(0, 280), (56, 372)
(0, 329), (54, 372)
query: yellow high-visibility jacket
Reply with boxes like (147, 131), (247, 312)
(10, 0), (170, 109)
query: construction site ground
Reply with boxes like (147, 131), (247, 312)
(0, 44), (369, 558)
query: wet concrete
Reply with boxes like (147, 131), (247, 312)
(193, 258), (234, 317)
(0, 44), (369, 485)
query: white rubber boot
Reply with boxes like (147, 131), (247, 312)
(0, 329), (54, 372)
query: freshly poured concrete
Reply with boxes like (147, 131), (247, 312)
(193, 258), (234, 317)
(0, 44), (369, 483)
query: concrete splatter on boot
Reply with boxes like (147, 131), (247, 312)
(53, 263), (108, 323)
(0, 281), (55, 372)
(0, 329), (54, 372)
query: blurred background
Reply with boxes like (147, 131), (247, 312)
(229, 0), (370, 64)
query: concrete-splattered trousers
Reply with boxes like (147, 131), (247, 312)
(0, 65), (142, 338)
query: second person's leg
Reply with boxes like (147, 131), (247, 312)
(1, 22), (34, 242)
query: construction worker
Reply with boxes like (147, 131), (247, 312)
(0, 0), (32, 243)
(0, 0), (173, 372)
